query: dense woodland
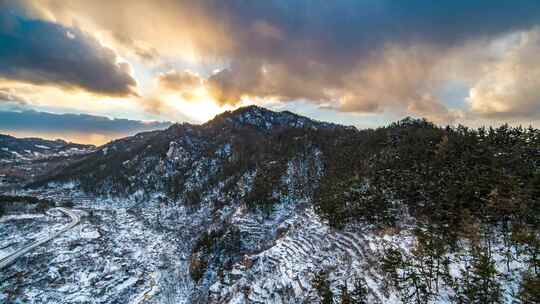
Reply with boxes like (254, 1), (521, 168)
(314, 118), (540, 303)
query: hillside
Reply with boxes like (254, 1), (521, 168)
(0, 135), (95, 190)
(3, 106), (539, 303)
(0, 134), (94, 161)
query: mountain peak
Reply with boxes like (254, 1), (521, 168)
(231, 104), (269, 113)
(207, 105), (340, 131)
(219, 105), (283, 120)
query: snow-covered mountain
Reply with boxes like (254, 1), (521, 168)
(0, 134), (94, 161)
(34, 105), (350, 197)
(0, 135), (95, 190)
(1, 106), (539, 303)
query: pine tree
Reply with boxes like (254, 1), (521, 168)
(382, 247), (404, 287)
(520, 273), (540, 304)
(313, 272), (333, 304)
(340, 285), (352, 304)
(512, 226), (540, 275)
(457, 246), (502, 304)
(349, 277), (368, 304)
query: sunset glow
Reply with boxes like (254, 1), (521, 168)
(1, 1), (540, 143)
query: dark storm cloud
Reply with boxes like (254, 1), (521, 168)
(33, 0), (540, 72)
(16, 0), (540, 121)
(0, 8), (137, 96)
(175, 0), (540, 121)
(208, 0), (540, 62)
(0, 110), (171, 135)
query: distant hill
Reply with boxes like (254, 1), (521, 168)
(0, 134), (96, 190)
(0, 134), (94, 161)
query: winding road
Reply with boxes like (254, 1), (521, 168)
(0, 207), (80, 269)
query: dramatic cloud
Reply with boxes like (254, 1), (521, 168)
(0, 88), (29, 105)
(157, 70), (203, 100)
(5, 0), (540, 125)
(468, 28), (540, 119)
(21, 0), (232, 62)
(0, 110), (172, 145)
(0, 8), (137, 96)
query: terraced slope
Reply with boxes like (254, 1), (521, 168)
(208, 207), (399, 304)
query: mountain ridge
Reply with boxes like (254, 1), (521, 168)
(203, 105), (352, 131)
(5, 105), (540, 303)
(0, 133), (95, 170)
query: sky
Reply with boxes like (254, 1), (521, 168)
(1, 0), (540, 145)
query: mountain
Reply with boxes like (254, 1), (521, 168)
(0, 134), (94, 161)
(0, 134), (95, 190)
(2, 106), (540, 303)
(33, 105), (353, 197)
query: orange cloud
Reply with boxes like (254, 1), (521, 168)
(11, 0), (540, 126)
(468, 28), (540, 119)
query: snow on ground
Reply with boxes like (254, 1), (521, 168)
(0, 213), (45, 223)
(0, 213), (60, 259)
(0, 189), (533, 303)
(0, 195), (196, 303)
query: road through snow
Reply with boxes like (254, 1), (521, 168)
(0, 207), (80, 269)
